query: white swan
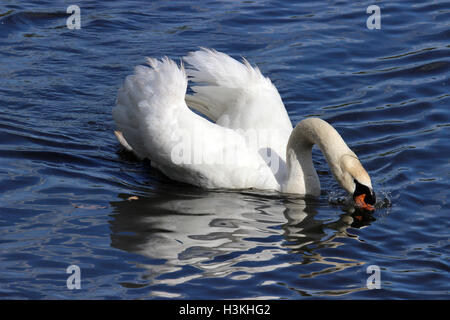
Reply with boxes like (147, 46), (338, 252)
(113, 48), (376, 209)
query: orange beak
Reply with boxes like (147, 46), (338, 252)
(354, 194), (374, 211)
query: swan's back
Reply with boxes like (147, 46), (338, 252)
(184, 48), (293, 159)
(113, 54), (282, 191)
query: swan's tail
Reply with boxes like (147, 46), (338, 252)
(112, 57), (188, 160)
(183, 48), (272, 123)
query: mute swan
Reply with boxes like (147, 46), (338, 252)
(113, 48), (376, 210)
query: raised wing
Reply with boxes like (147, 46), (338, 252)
(113, 56), (279, 190)
(184, 48), (293, 156)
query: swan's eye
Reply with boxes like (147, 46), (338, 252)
(353, 179), (376, 209)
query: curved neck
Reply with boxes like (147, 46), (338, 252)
(281, 118), (355, 195)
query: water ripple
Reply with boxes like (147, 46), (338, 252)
(0, 0), (448, 299)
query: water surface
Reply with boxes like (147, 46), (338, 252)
(0, 0), (449, 299)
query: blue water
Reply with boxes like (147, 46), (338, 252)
(0, 0), (449, 299)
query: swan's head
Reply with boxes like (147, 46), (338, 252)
(339, 155), (376, 210)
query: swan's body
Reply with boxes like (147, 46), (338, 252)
(113, 49), (375, 205)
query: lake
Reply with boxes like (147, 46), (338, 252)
(0, 0), (448, 299)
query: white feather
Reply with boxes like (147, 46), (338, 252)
(113, 53), (280, 190)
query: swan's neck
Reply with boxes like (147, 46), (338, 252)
(281, 118), (355, 195)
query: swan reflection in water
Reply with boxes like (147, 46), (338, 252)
(109, 190), (375, 292)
